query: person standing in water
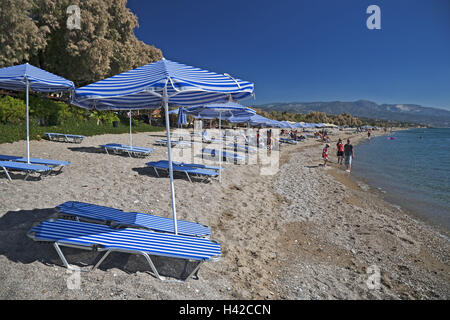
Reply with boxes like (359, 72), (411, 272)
(344, 139), (354, 172)
(336, 138), (344, 165)
(367, 129), (371, 139)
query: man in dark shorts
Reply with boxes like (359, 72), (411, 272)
(344, 139), (354, 172)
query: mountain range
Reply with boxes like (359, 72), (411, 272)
(255, 100), (450, 127)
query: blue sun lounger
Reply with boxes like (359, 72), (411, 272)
(201, 148), (245, 162)
(0, 160), (52, 181)
(45, 132), (85, 144)
(99, 143), (154, 158)
(27, 219), (221, 281)
(153, 160), (223, 173)
(0, 155), (70, 172)
(280, 138), (298, 144)
(146, 160), (219, 182)
(226, 143), (256, 154)
(154, 139), (192, 148)
(56, 201), (211, 238)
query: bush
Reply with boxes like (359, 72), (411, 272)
(0, 95), (26, 124)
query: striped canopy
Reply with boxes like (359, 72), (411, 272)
(184, 102), (256, 119)
(0, 63), (74, 92)
(73, 58), (254, 110)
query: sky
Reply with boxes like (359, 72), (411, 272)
(127, 0), (450, 110)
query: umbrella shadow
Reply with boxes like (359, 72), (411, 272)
(68, 146), (104, 154)
(0, 208), (201, 281)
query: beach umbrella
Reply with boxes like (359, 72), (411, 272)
(73, 58), (254, 235)
(0, 63), (74, 163)
(184, 102), (256, 181)
(177, 106), (188, 127)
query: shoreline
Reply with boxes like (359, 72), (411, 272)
(0, 128), (448, 299)
(273, 129), (449, 299)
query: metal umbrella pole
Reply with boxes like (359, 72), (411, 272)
(163, 85), (178, 235)
(26, 79), (30, 164)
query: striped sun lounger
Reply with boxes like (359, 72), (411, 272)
(99, 144), (154, 158)
(226, 143), (256, 154)
(45, 133), (85, 144)
(0, 155), (70, 172)
(146, 160), (219, 182)
(56, 201), (211, 238)
(154, 160), (223, 173)
(201, 148), (245, 161)
(0, 160), (52, 181)
(154, 139), (192, 148)
(27, 219), (221, 281)
(280, 138), (298, 144)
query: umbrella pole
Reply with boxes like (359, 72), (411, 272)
(163, 87), (178, 235)
(26, 80), (30, 164)
(129, 111), (132, 148)
(219, 112), (222, 183)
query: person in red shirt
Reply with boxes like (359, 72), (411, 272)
(322, 144), (329, 166)
(336, 138), (344, 165)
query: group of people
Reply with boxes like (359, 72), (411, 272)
(322, 138), (354, 172)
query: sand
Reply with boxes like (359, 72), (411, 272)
(0, 128), (448, 300)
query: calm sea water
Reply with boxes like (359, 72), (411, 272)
(352, 128), (450, 232)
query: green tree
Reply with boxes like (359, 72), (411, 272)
(0, 0), (163, 86)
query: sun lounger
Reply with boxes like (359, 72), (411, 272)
(279, 138), (298, 144)
(0, 155), (70, 172)
(154, 160), (223, 173)
(226, 143), (256, 154)
(202, 130), (225, 143)
(154, 139), (192, 148)
(146, 160), (219, 182)
(56, 201), (210, 238)
(0, 160), (52, 181)
(201, 148), (245, 161)
(45, 132), (85, 144)
(99, 143), (154, 158)
(27, 219), (221, 281)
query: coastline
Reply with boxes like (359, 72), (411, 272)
(0, 128), (448, 299)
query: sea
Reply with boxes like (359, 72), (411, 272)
(351, 128), (450, 233)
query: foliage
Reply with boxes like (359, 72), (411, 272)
(0, 0), (163, 86)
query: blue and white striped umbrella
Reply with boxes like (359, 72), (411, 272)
(0, 63), (74, 163)
(73, 58), (254, 109)
(177, 107), (188, 126)
(72, 58), (254, 235)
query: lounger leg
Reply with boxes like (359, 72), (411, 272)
(24, 171), (31, 181)
(142, 252), (166, 281)
(92, 250), (112, 270)
(2, 167), (12, 181)
(53, 243), (81, 271)
(185, 172), (192, 183)
(153, 168), (160, 177)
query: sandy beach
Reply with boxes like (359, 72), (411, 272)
(0, 128), (448, 300)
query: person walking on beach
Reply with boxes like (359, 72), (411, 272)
(344, 139), (354, 172)
(336, 138), (344, 165)
(322, 144), (329, 167)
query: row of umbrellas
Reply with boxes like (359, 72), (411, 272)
(169, 107), (331, 129)
(0, 58), (255, 235)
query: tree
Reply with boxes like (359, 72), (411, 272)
(0, 0), (162, 86)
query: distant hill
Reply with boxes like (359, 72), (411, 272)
(256, 100), (450, 127)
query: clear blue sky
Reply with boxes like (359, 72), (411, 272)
(127, 0), (450, 110)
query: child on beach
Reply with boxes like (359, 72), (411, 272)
(322, 144), (329, 166)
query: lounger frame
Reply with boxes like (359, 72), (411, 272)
(27, 220), (220, 282)
(45, 133), (85, 144)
